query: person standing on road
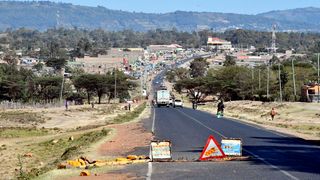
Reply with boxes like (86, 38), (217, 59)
(192, 100), (196, 109)
(270, 108), (277, 120)
(217, 100), (225, 117)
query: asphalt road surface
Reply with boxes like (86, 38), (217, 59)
(122, 56), (320, 180)
(147, 107), (320, 180)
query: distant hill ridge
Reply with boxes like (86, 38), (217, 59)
(0, 1), (320, 32)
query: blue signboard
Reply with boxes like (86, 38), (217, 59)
(221, 139), (242, 156)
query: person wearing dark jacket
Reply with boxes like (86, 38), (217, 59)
(217, 100), (225, 116)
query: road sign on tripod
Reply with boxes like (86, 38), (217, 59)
(199, 135), (226, 160)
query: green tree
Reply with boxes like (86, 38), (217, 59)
(223, 55), (236, 66)
(73, 74), (97, 104)
(189, 58), (209, 78)
(45, 57), (66, 71)
(166, 68), (189, 82)
(207, 66), (253, 100)
(34, 76), (62, 101)
(33, 63), (44, 71)
(174, 77), (208, 103)
(3, 51), (18, 66)
(269, 55), (280, 65)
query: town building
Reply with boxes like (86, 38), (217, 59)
(147, 44), (182, 53)
(20, 57), (39, 65)
(207, 37), (232, 52)
(301, 83), (320, 102)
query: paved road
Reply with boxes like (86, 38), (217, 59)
(147, 106), (320, 180)
(121, 56), (320, 180)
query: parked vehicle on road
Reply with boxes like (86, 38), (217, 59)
(174, 99), (183, 108)
(156, 90), (170, 107)
(169, 98), (173, 106)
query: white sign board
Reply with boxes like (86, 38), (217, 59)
(221, 139), (242, 156)
(151, 141), (172, 161)
(142, 90), (147, 96)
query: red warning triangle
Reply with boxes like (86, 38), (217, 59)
(199, 135), (226, 160)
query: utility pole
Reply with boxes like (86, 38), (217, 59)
(59, 75), (65, 105)
(292, 58), (297, 100)
(318, 53), (320, 103)
(140, 66), (144, 97)
(114, 66), (117, 103)
(258, 69), (261, 90)
(271, 24), (283, 102)
(278, 63), (283, 102)
(251, 67), (254, 97)
(267, 65), (270, 98)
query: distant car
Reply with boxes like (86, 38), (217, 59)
(169, 99), (173, 106)
(174, 99), (183, 108)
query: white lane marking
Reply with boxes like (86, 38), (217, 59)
(244, 150), (299, 180)
(147, 107), (156, 180)
(152, 107), (156, 134)
(146, 161), (152, 180)
(175, 109), (299, 180)
(176, 109), (227, 138)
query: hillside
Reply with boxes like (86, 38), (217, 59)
(0, 1), (320, 31)
(258, 7), (320, 26)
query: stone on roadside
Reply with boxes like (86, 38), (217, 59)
(80, 170), (90, 176)
(127, 155), (138, 160)
(23, 152), (33, 157)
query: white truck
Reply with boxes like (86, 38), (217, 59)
(156, 90), (170, 107)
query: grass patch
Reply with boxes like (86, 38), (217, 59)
(0, 127), (50, 138)
(19, 128), (111, 179)
(96, 104), (119, 115)
(292, 125), (320, 131)
(0, 111), (45, 124)
(111, 102), (146, 124)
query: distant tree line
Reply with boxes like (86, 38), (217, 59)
(167, 57), (318, 102)
(1, 28), (320, 57)
(0, 63), (136, 104)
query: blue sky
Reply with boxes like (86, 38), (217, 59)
(23, 0), (320, 14)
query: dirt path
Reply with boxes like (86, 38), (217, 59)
(98, 122), (152, 157)
(65, 106), (153, 179)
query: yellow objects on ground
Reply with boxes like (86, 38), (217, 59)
(61, 155), (149, 170)
(127, 155), (138, 160)
(66, 158), (86, 168)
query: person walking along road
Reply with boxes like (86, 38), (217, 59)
(217, 100), (225, 118)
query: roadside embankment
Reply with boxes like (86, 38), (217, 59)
(198, 101), (320, 140)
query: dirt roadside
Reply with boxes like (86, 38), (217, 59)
(64, 103), (153, 180)
(0, 102), (152, 179)
(198, 101), (320, 141)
